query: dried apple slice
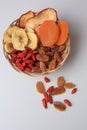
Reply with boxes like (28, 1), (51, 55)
(25, 8), (58, 30)
(19, 11), (35, 28)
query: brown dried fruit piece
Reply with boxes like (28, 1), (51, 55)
(53, 101), (66, 111)
(58, 44), (66, 52)
(36, 54), (49, 62)
(19, 11), (35, 28)
(57, 76), (65, 88)
(54, 52), (62, 63)
(49, 59), (56, 70)
(25, 8), (57, 29)
(39, 62), (46, 72)
(36, 81), (45, 94)
(49, 87), (65, 96)
(65, 82), (75, 89)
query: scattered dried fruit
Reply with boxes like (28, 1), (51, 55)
(71, 88), (77, 94)
(42, 98), (47, 109)
(44, 77), (50, 83)
(65, 82), (75, 89)
(43, 92), (49, 102)
(64, 99), (72, 106)
(53, 101), (66, 111)
(57, 76), (65, 88)
(49, 87), (66, 96)
(47, 86), (54, 93)
(36, 76), (78, 111)
(36, 81), (45, 94)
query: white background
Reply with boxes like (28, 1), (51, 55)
(0, 0), (87, 130)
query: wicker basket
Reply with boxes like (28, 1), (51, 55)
(3, 20), (70, 76)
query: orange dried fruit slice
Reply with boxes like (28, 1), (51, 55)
(39, 20), (60, 47)
(56, 21), (68, 46)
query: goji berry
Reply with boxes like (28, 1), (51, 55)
(47, 95), (53, 104)
(47, 86), (54, 93)
(43, 92), (49, 102)
(71, 88), (77, 94)
(44, 77), (50, 83)
(42, 98), (47, 109)
(16, 62), (24, 71)
(24, 67), (32, 72)
(64, 99), (72, 106)
(9, 58), (15, 63)
(23, 53), (32, 61)
(32, 54), (36, 61)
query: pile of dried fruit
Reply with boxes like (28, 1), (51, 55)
(3, 8), (70, 74)
(36, 76), (77, 111)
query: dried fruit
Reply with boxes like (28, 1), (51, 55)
(49, 87), (65, 96)
(48, 95), (53, 104)
(36, 81), (45, 94)
(39, 62), (46, 72)
(64, 99), (72, 106)
(43, 92), (49, 102)
(36, 54), (49, 62)
(71, 88), (77, 94)
(9, 48), (37, 72)
(42, 98), (47, 109)
(57, 76), (65, 88)
(49, 59), (56, 70)
(44, 77), (50, 83)
(53, 101), (66, 111)
(47, 86), (54, 93)
(65, 82), (75, 89)
(58, 44), (66, 52)
(54, 52), (62, 63)
(43, 92), (53, 104)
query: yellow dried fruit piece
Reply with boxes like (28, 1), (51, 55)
(4, 42), (14, 53)
(36, 81), (45, 94)
(65, 82), (75, 89)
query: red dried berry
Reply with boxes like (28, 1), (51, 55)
(64, 99), (72, 106)
(32, 50), (37, 54)
(42, 98), (47, 109)
(47, 95), (53, 104)
(32, 54), (36, 61)
(9, 58), (15, 63)
(16, 62), (24, 71)
(24, 67), (32, 72)
(43, 92), (49, 102)
(23, 53), (32, 61)
(44, 77), (50, 83)
(47, 86), (54, 93)
(71, 88), (77, 94)
(43, 92), (53, 104)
